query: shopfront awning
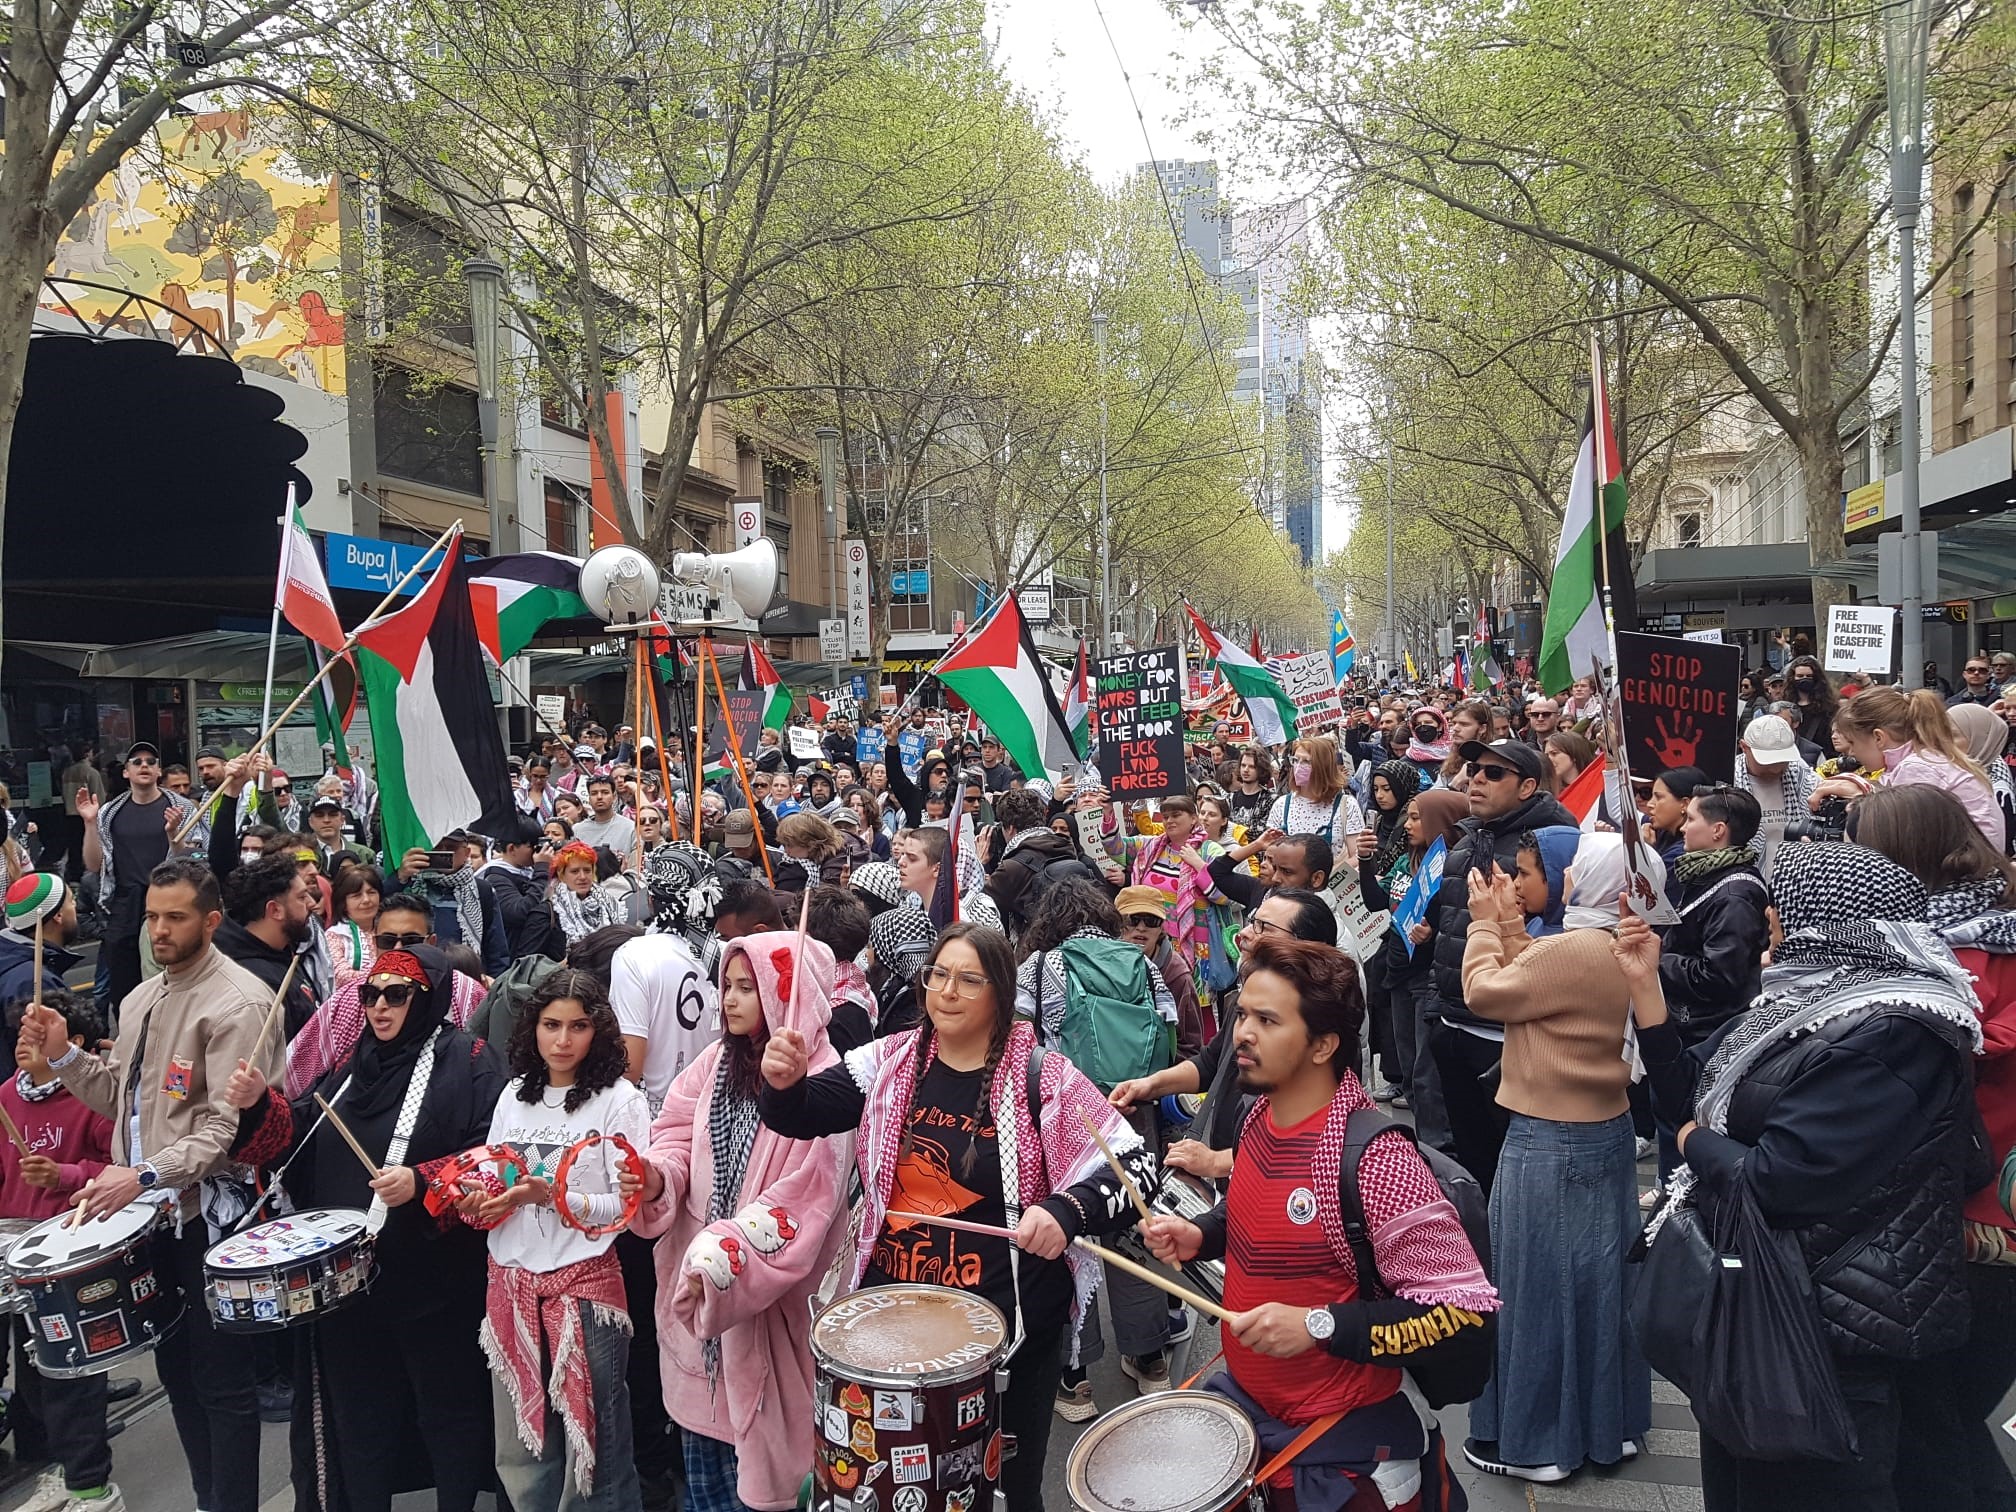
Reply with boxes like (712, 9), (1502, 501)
(1806, 513), (2016, 599)
(10, 634), (319, 683)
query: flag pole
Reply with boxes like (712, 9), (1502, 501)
(705, 641), (776, 887)
(172, 519), (463, 847)
(1589, 333), (1621, 690)
(692, 638), (709, 846)
(259, 489), (294, 807)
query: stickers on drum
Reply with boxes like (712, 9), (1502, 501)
(809, 1286), (1008, 1512)
(1065, 1392), (1260, 1512)
(5, 1195), (180, 1378)
(203, 1209), (376, 1331)
(0, 1218), (42, 1315)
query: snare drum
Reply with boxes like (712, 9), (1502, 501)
(0, 1218), (42, 1315)
(5, 1196), (179, 1377)
(1113, 1171), (1225, 1303)
(204, 1209), (376, 1331)
(808, 1285), (1008, 1512)
(1066, 1392), (1260, 1512)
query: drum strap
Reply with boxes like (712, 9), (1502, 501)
(367, 1027), (444, 1235)
(1251, 1409), (1345, 1492)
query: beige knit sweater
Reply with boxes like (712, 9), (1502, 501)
(1460, 919), (1634, 1123)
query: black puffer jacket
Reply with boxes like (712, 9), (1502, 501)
(1657, 858), (1769, 1046)
(986, 829), (1094, 932)
(1428, 789), (1577, 1029)
(1652, 1011), (1978, 1360)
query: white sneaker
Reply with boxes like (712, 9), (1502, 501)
(63, 1486), (123, 1512)
(17, 1468), (68, 1512)
(1634, 1136), (1656, 1162)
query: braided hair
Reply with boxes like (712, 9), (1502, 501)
(897, 923), (1019, 1180)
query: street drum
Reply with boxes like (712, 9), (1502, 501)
(203, 1208), (376, 1331)
(0, 1218), (43, 1315)
(5, 1195), (179, 1377)
(808, 1285), (1009, 1512)
(1113, 1172), (1226, 1303)
(1066, 1392), (1261, 1512)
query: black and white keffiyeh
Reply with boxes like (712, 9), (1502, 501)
(643, 842), (723, 944)
(702, 1058), (762, 1381)
(550, 883), (619, 944)
(1928, 876), (2016, 956)
(1655, 844), (1983, 1233)
(868, 906), (937, 983)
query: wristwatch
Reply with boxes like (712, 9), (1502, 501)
(135, 1162), (161, 1191)
(1303, 1306), (1335, 1343)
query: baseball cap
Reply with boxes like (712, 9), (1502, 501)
(724, 811), (758, 852)
(124, 740), (161, 763)
(831, 806), (861, 830)
(1454, 739), (1546, 781)
(1742, 713), (1798, 767)
(309, 794), (345, 814)
(572, 744), (596, 760)
(1114, 886), (1168, 920)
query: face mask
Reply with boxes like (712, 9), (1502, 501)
(1292, 762), (1313, 786)
(240, 849), (264, 867)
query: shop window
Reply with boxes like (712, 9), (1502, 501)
(374, 366), (482, 496)
(1675, 512), (1703, 549)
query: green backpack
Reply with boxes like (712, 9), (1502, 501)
(1048, 936), (1171, 1092)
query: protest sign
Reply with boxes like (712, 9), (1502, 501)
(1824, 604), (1896, 676)
(787, 726), (822, 760)
(1094, 646), (1186, 798)
(1331, 879), (1390, 963)
(897, 727), (930, 779)
(855, 727), (887, 766)
(1614, 631), (1741, 784)
(1277, 651), (1344, 735)
(712, 688), (765, 756)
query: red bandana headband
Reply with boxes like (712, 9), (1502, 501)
(370, 949), (428, 985)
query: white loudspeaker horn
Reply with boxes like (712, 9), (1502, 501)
(671, 537), (778, 622)
(579, 546), (663, 625)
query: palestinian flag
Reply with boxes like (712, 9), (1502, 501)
(1538, 337), (1634, 694)
(739, 644), (791, 732)
(354, 530), (517, 857)
(1469, 606), (1502, 689)
(1062, 639), (1092, 759)
(1559, 752), (1608, 831)
(1184, 603), (1300, 748)
(932, 594), (1078, 782)
(307, 640), (357, 776)
(646, 613), (686, 683)
(468, 552), (590, 664)
(279, 499), (345, 654)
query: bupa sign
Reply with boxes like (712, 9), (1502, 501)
(323, 531), (468, 595)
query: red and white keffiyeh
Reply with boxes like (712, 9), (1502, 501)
(481, 1251), (630, 1495)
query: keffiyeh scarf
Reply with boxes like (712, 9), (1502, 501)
(550, 883), (618, 945)
(1655, 845), (1983, 1234)
(417, 864), (485, 956)
(1404, 709), (1451, 766)
(702, 1060), (763, 1381)
(482, 1253), (630, 1496)
(644, 842), (723, 945)
(1928, 876), (2016, 956)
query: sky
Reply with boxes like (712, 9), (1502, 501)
(986, 0), (1357, 561)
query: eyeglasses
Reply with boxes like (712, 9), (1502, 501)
(272, 785), (291, 796)
(920, 965), (991, 999)
(1125, 913), (1164, 930)
(963, 794), (982, 806)
(1465, 761), (1518, 783)
(374, 931), (426, 951)
(1968, 665), (1990, 675)
(1243, 916), (1290, 939)
(126, 756), (158, 768)
(359, 982), (417, 1008)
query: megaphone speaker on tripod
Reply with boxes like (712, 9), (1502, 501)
(671, 538), (778, 623)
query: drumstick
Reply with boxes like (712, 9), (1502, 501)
(249, 957), (300, 1067)
(1079, 1111), (1154, 1226)
(1070, 1236), (1237, 1325)
(886, 1210), (1235, 1324)
(312, 1093), (383, 1179)
(30, 913), (42, 1011)
(0, 1098), (31, 1161)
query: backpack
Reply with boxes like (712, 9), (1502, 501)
(1011, 848), (1095, 925)
(468, 954), (565, 1048)
(1336, 1107), (1496, 1408)
(1046, 936), (1170, 1092)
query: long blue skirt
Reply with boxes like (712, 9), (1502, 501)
(1466, 1110), (1651, 1469)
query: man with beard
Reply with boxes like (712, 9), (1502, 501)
(213, 854), (318, 1040)
(19, 860), (279, 1512)
(1140, 934), (1495, 1508)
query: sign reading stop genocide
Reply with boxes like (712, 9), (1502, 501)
(1614, 631), (1742, 784)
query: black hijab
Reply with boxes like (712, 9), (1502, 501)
(343, 944), (455, 1119)
(1369, 759), (1423, 876)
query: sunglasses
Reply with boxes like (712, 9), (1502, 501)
(359, 982), (418, 1008)
(374, 931), (426, 951)
(272, 784), (292, 795)
(1465, 761), (1519, 783)
(1125, 913), (1164, 929)
(1969, 666), (1990, 675)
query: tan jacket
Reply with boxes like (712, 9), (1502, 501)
(57, 944), (283, 1215)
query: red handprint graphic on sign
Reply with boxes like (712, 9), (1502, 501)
(1646, 712), (1702, 769)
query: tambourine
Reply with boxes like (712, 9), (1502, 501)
(552, 1132), (647, 1239)
(423, 1143), (529, 1224)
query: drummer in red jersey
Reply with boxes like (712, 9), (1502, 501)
(1142, 935), (1498, 1510)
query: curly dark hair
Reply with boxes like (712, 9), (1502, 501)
(508, 968), (630, 1113)
(1018, 875), (1122, 957)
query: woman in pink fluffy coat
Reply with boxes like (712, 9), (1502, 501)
(631, 929), (854, 1512)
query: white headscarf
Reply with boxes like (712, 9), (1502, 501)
(1562, 831), (1629, 931)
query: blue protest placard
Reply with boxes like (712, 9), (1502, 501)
(856, 728), (887, 765)
(897, 727), (930, 778)
(1392, 836), (1447, 958)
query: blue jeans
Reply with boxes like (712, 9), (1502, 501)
(492, 1301), (641, 1512)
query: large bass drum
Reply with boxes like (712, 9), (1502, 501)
(808, 1285), (1009, 1512)
(1066, 1392), (1261, 1512)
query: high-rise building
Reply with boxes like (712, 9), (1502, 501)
(1133, 160), (1324, 566)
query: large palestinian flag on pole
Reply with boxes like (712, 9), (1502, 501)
(932, 594), (1079, 782)
(468, 552), (590, 664)
(1184, 604), (1300, 747)
(1538, 339), (1634, 694)
(355, 530), (517, 857)
(739, 644), (792, 732)
(1062, 639), (1092, 759)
